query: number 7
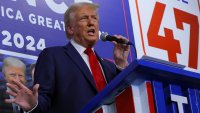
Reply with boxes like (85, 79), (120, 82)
(174, 8), (199, 69)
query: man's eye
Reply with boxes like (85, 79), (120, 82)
(93, 16), (97, 20)
(80, 16), (87, 20)
(9, 74), (16, 77)
(92, 16), (98, 21)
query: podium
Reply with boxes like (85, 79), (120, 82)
(79, 57), (200, 113)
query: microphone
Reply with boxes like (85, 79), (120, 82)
(100, 32), (133, 45)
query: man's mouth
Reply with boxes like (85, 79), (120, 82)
(87, 29), (95, 36)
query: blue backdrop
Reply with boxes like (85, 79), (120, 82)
(0, 0), (136, 84)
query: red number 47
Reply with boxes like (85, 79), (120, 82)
(147, 2), (199, 69)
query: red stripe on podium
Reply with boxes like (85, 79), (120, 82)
(146, 82), (156, 113)
(115, 86), (136, 113)
(95, 108), (103, 113)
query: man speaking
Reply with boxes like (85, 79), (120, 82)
(5, 2), (130, 113)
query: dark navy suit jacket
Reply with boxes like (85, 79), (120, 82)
(33, 42), (119, 113)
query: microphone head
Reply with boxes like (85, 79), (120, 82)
(100, 32), (108, 41)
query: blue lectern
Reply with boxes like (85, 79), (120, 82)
(79, 56), (200, 113)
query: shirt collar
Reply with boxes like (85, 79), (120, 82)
(70, 39), (94, 55)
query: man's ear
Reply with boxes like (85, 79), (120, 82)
(2, 73), (8, 81)
(66, 26), (74, 35)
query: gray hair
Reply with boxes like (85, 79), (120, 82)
(2, 57), (26, 76)
(64, 2), (99, 39)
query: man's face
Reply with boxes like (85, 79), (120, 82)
(4, 66), (26, 85)
(68, 6), (99, 48)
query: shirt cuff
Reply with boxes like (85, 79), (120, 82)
(116, 63), (129, 71)
(24, 101), (38, 113)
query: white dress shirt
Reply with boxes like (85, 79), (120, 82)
(70, 39), (107, 84)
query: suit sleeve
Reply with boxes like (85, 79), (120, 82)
(33, 48), (56, 113)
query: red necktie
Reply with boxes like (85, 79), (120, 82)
(84, 48), (107, 92)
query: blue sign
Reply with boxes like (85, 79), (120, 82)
(0, 0), (135, 61)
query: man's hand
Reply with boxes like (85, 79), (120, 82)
(113, 35), (130, 69)
(5, 79), (39, 111)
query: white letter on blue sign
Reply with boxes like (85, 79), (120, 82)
(44, 0), (67, 14)
(171, 94), (188, 113)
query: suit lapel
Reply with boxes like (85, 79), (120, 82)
(95, 52), (113, 83)
(63, 42), (98, 93)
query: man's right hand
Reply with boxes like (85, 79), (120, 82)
(5, 79), (39, 111)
